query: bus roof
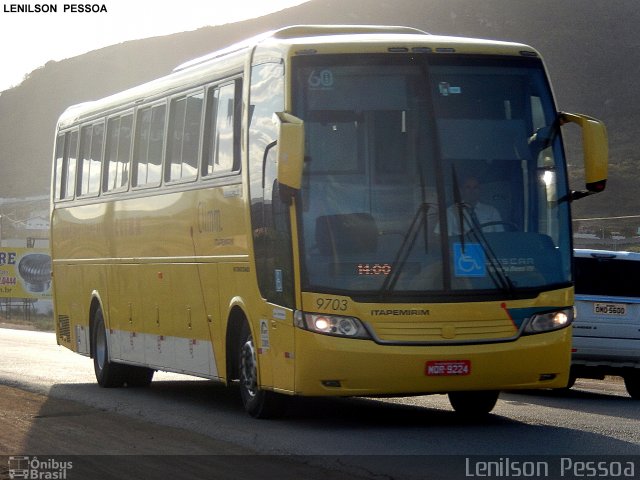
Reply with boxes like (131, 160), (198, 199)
(56, 25), (539, 129)
(174, 25), (430, 72)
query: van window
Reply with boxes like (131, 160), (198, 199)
(575, 256), (640, 297)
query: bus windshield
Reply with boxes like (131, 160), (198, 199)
(293, 54), (572, 298)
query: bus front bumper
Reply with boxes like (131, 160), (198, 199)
(292, 327), (572, 396)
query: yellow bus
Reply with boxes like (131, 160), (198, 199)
(51, 25), (608, 418)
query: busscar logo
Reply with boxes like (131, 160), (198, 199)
(7, 456), (73, 479)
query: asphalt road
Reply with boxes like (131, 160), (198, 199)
(0, 327), (638, 479)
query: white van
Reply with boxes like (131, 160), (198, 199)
(571, 249), (640, 398)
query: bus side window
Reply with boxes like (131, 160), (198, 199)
(60, 130), (79, 201)
(54, 133), (66, 200)
(202, 79), (241, 177)
(104, 113), (133, 192)
(166, 90), (203, 182)
(78, 122), (104, 197)
(133, 103), (166, 188)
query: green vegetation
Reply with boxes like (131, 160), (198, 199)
(0, 312), (54, 332)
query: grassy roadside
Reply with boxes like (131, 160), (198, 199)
(0, 314), (53, 332)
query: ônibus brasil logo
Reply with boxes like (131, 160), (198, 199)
(7, 456), (73, 479)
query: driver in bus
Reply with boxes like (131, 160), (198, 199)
(437, 175), (504, 235)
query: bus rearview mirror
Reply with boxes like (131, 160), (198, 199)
(561, 112), (608, 193)
(274, 112), (305, 192)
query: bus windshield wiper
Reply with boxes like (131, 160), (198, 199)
(379, 164), (432, 297)
(451, 167), (466, 252)
(459, 203), (516, 295)
(379, 202), (432, 297)
(451, 167), (515, 295)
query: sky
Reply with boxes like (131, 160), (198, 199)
(0, 0), (309, 92)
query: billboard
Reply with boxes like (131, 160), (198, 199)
(0, 248), (51, 299)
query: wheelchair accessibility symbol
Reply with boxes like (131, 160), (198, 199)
(453, 243), (486, 277)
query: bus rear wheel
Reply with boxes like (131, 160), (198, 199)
(92, 307), (126, 388)
(448, 390), (500, 417)
(92, 307), (154, 388)
(237, 324), (284, 418)
(124, 365), (155, 387)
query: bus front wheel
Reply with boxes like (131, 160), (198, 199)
(237, 324), (284, 418)
(624, 372), (640, 399)
(448, 390), (499, 417)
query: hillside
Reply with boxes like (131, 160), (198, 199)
(1, 0), (637, 220)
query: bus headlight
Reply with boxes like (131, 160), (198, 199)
(294, 311), (371, 339)
(524, 308), (574, 334)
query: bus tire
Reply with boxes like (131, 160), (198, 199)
(555, 373), (576, 391)
(92, 307), (126, 388)
(448, 390), (499, 417)
(238, 323), (285, 418)
(623, 372), (640, 400)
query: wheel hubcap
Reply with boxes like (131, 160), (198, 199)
(240, 339), (258, 398)
(96, 329), (106, 371)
